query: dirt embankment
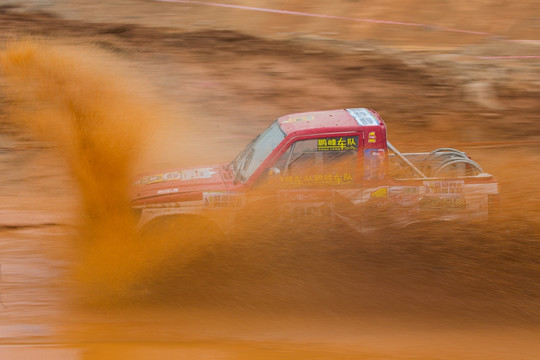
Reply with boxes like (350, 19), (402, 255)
(0, 4), (539, 143)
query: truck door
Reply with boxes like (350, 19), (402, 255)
(267, 135), (362, 225)
(276, 136), (359, 186)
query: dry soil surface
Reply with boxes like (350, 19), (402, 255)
(1, 1), (540, 359)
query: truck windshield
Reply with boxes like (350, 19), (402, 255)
(230, 121), (286, 183)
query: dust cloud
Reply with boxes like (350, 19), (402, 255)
(0, 39), (210, 304)
(1, 40), (539, 328)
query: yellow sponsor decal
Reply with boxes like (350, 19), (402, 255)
(370, 187), (388, 199)
(317, 136), (358, 151)
(281, 172), (354, 186)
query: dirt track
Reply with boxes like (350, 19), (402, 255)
(1, 2), (540, 143)
(1, 1), (540, 359)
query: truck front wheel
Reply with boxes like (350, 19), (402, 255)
(138, 214), (223, 274)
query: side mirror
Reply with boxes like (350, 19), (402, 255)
(268, 167), (281, 176)
(254, 167), (281, 188)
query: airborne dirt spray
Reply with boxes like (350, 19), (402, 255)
(2, 40), (540, 322)
(0, 39), (207, 303)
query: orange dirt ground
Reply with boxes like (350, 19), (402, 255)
(0, 1), (539, 359)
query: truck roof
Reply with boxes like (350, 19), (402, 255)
(277, 108), (382, 135)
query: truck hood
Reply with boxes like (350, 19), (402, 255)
(131, 164), (237, 206)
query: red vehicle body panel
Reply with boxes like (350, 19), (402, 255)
(131, 108), (497, 230)
(133, 108), (386, 205)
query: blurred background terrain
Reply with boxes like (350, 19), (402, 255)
(0, 1), (539, 359)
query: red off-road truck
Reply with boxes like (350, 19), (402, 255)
(132, 108), (498, 235)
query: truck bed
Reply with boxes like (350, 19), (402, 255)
(388, 148), (485, 179)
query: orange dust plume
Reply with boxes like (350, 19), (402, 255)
(0, 39), (173, 302)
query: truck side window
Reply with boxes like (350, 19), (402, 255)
(364, 149), (386, 180)
(276, 138), (357, 186)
